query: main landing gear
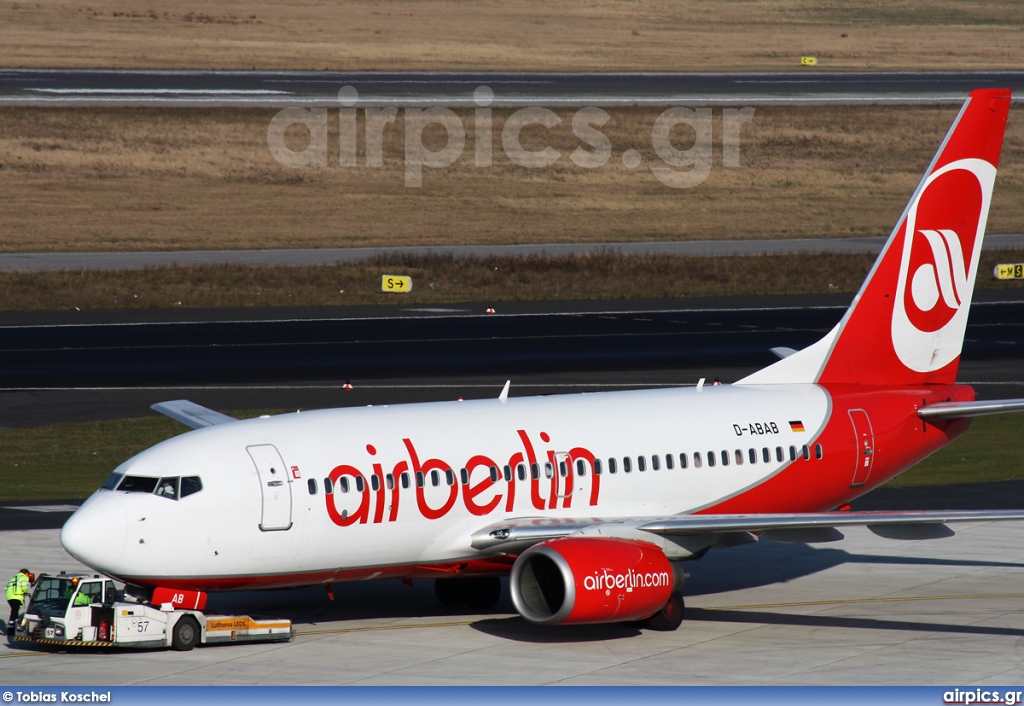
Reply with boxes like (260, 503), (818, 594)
(623, 592), (686, 631)
(643, 591), (685, 631)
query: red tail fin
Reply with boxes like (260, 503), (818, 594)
(741, 88), (1011, 387)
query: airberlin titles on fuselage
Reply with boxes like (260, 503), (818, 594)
(325, 429), (602, 527)
(323, 420), (800, 527)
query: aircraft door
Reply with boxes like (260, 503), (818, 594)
(247, 444), (293, 531)
(848, 409), (875, 487)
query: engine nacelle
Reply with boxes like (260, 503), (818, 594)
(510, 537), (675, 625)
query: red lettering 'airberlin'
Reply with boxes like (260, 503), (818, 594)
(325, 430), (599, 527)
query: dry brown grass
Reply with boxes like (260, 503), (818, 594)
(2, 104), (1023, 253)
(1, 1), (1022, 71)
(3, 249), (1024, 311)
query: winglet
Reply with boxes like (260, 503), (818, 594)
(151, 400), (238, 429)
(499, 380), (511, 404)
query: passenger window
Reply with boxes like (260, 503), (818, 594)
(307, 479), (318, 495)
(693, 452), (702, 469)
(180, 476), (203, 498)
(531, 463), (540, 480)
(815, 443), (823, 460)
(503, 465), (512, 482)
(665, 454), (674, 470)
(776, 446), (784, 463)
(386, 474), (395, 491)
(789, 446), (797, 461)
(324, 478), (334, 494)
(594, 459), (603, 475)
(802, 445), (810, 461)
(679, 453), (688, 469)
(446, 469), (455, 486)
(544, 463), (554, 479)
(637, 456), (646, 472)
(748, 448), (757, 464)
(762, 447), (771, 463)
(155, 477), (179, 500)
(559, 461), (568, 478)
(707, 452), (716, 468)
(576, 459), (587, 476)
(490, 466), (500, 482)
(460, 468), (469, 485)
(356, 476), (366, 492)
(721, 451), (729, 467)
(430, 470), (440, 487)
(608, 458), (617, 474)
(371, 475), (380, 492)
(401, 472), (410, 489)
(623, 457), (632, 473)
(416, 472), (424, 488)
(339, 477), (350, 493)
(517, 463), (527, 481)
(736, 450), (744, 465)
(652, 455), (660, 471)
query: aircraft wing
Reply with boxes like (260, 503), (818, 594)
(151, 399), (238, 429)
(918, 398), (1024, 420)
(470, 509), (1024, 552)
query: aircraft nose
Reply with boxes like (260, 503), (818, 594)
(61, 494), (128, 575)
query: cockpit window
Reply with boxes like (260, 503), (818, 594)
(101, 472), (123, 491)
(180, 476), (203, 498)
(155, 477), (179, 500)
(117, 476), (159, 493)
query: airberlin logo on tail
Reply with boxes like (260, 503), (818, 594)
(909, 228), (968, 331)
(892, 158), (996, 373)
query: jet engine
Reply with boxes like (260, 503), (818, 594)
(509, 537), (677, 625)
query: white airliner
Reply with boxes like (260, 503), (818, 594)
(61, 88), (1024, 630)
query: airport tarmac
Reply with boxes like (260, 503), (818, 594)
(3, 521), (1024, 685)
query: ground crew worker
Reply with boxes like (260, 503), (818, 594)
(6, 568), (31, 634)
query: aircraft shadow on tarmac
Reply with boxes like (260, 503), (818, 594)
(683, 538), (1024, 597)
(190, 536), (1024, 644)
(681, 608), (1024, 639)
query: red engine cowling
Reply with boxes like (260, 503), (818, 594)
(510, 537), (675, 625)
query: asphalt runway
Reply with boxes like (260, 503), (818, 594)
(3, 292), (1023, 425)
(6, 234), (1024, 273)
(3, 69), (1024, 107)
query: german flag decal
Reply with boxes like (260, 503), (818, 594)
(789, 421), (805, 432)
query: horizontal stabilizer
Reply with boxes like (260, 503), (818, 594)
(769, 347), (798, 360)
(918, 398), (1024, 420)
(151, 400), (238, 429)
